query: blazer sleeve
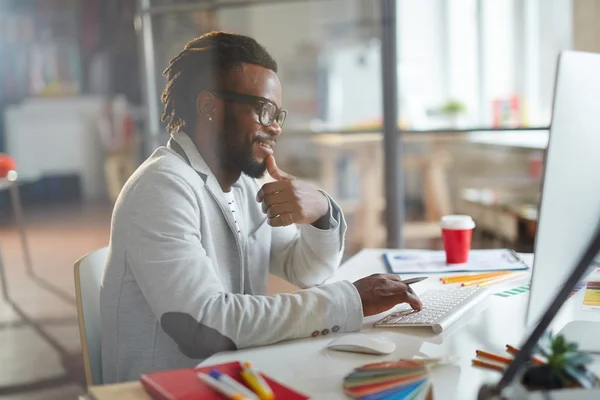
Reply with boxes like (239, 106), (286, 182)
(125, 170), (363, 359)
(268, 191), (349, 289)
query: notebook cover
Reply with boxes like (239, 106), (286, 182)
(140, 361), (309, 400)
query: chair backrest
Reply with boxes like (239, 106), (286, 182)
(74, 247), (108, 386)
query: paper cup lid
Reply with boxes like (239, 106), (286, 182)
(440, 215), (475, 230)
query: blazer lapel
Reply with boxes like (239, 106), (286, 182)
(168, 132), (245, 241)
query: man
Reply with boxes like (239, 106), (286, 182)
(100, 32), (422, 383)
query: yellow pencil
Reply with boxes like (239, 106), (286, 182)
(440, 271), (508, 282)
(462, 272), (527, 287)
(441, 271), (510, 284)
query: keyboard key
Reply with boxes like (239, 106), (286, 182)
(374, 286), (489, 333)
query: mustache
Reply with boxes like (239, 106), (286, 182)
(253, 135), (277, 148)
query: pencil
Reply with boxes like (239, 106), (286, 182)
(479, 272), (527, 287)
(471, 359), (505, 373)
(506, 345), (545, 365)
(462, 272), (527, 287)
(475, 350), (513, 364)
(401, 277), (428, 285)
(440, 271), (510, 284)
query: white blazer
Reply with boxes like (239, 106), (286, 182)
(100, 131), (363, 383)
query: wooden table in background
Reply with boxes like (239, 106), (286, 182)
(312, 132), (454, 250)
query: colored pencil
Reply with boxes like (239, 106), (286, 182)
(506, 345), (545, 365)
(440, 271), (510, 284)
(475, 350), (513, 364)
(471, 359), (505, 373)
(401, 277), (428, 285)
(462, 272), (527, 287)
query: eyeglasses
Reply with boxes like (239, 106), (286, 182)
(209, 90), (287, 128)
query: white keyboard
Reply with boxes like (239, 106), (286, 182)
(374, 286), (489, 334)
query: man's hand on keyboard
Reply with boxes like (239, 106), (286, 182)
(353, 274), (423, 317)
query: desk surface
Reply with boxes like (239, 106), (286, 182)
(88, 249), (600, 400)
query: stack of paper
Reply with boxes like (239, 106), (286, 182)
(383, 249), (528, 274)
(343, 360), (433, 400)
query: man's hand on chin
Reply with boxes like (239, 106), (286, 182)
(256, 155), (330, 229)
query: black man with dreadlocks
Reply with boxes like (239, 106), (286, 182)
(100, 32), (421, 383)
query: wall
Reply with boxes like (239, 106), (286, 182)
(219, 0), (375, 130)
(537, 0), (572, 124)
(573, 0), (600, 52)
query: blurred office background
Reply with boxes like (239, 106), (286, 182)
(0, 0), (599, 398)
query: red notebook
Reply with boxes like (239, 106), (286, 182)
(140, 361), (309, 400)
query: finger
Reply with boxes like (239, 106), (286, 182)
(379, 280), (417, 299)
(378, 281), (411, 296)
(382, 275), (416, 294)
(268, 213), (294, 227)
(261, 191), (291, 213)
(256, 180), (290, 202)
(405, 292), (423, 311)
(383, 274), (403, 282)
(267, 214), (282, 227)
(266, 155), (294, 181)
(266, 202), (298, 219)
(383, 289), (423, 311)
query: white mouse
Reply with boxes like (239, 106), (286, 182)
(326, 334), (396, 355)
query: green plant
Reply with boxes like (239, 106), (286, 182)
(439, 99), (466, 115)
(522, 332), (597, 390)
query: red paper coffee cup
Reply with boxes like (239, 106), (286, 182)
(440, 215), (475, 264)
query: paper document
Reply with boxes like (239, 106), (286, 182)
(383, 249), (529, 274)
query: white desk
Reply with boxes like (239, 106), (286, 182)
(88, 249), (600, 400)
(201, 249), (600, 399)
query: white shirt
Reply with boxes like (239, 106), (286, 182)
(223, 191), (241, 235)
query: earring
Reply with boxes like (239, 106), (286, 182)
(208, 116), (213, 121)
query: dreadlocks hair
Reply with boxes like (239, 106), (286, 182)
(161, 31), (278, 134)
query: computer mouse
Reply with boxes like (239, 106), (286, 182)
(326, 334), (396, 355)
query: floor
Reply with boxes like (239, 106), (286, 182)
(0, 201), (471, 399)
(0, 202), (301, 399)
(0, 203), (111, 399)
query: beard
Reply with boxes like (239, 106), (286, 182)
(220, 106), (268, 179)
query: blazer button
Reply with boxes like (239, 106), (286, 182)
(311, 330), (320, 337)
(321, 329), (330, 335)
(332, 325), (340, 332)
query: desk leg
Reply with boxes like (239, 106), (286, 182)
(358, 144), (385, 248)
(9, 182), (34, 276)
(318, 148), (337, 198)
(0, 248), (8, 302)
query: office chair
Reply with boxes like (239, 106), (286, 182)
(74, 247), (108, 386)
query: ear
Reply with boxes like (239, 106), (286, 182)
(196, 91), (216, 119)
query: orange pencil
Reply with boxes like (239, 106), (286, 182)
(475, 350), (513, 364)
(462, 272), (527, 287)
(471, 359), (505, 373)
(506, 345), (545, 365)
(441, 271), (509, 284)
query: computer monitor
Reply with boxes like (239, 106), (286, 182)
(526, 51), (600, 330)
